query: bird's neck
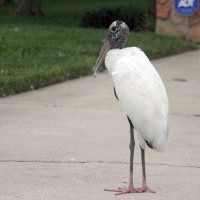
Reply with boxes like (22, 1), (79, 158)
(105, 49), (121, 74)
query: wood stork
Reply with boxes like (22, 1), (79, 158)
(93, 21), (169, 195)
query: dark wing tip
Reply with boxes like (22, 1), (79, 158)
(146, 140), (154, 149)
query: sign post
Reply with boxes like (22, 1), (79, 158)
(174, 0), (199, 40)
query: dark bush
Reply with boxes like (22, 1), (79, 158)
(81, 6), (154, 31)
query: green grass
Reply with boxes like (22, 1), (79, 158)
(0, 0), (198, 97)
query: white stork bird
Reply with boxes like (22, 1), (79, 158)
(93, 21), (169, 195)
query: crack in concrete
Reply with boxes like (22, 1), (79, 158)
(171, 112), (200, 117)
(172, 78), (187, 82)
(0, 159), (199, 169)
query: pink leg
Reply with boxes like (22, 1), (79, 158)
(135, 175), (155, 193)
(104, 119), (139, 195)
(104, 119), (155, 195)
(135, 148), (155, 193)
(104, 173), (141, 195)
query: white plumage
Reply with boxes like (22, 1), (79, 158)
(93, 21), (169, 194)
(105, 47), (169, 151)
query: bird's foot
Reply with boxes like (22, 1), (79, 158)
(104, 186), (141, 195)
(135, 185), (155, 193)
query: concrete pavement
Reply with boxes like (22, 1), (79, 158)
(0, 50), (200, 200)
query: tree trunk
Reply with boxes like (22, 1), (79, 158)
(0, 0), (10, 4)
(0, 0), (5, 4)
(13, 0), (44, 16)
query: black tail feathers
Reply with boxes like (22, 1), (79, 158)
(146, 140), (154, 149)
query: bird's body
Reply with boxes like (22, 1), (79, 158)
(105, 47), (169, 151)
(92, 21), (169, 195)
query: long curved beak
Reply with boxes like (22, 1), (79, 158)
(92, 38), (111, 77)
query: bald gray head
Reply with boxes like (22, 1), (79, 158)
(93, 21), (129, 76)
(107, 21), (129, 49)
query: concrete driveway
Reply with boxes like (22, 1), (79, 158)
(0, 50), (200, 200)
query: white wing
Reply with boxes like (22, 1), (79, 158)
(105, 47), (169, 151)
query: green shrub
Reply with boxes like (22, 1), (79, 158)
(81, 6), (155, 31)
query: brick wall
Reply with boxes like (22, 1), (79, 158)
(156, 0), (200, 42)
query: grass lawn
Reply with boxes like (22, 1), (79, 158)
(0, 0), (198, 97)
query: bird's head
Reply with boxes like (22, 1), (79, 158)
(93, 21), (129, 76)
